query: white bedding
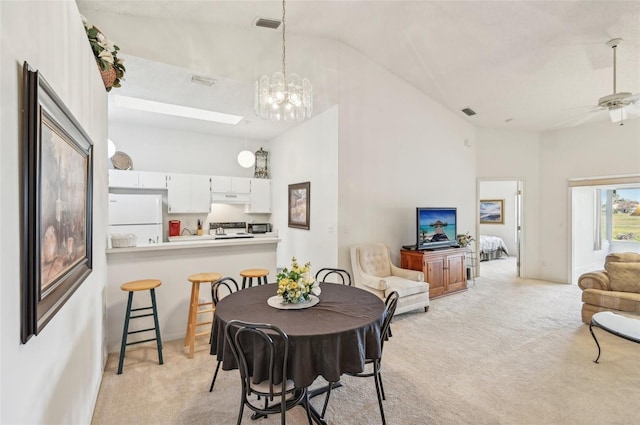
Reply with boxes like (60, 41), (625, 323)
(479, 235), (509, 260)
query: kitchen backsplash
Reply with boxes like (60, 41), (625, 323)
(168, 204), (271, 236)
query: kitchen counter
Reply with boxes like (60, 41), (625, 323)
(106, 235), (280, 254)
(105, 234), (280, 353)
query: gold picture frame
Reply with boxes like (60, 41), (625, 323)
(479, 199), (504, 224)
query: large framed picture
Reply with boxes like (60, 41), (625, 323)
(288, 182), (310, 230)
(21, 63), (93, 343)
(479, 199), (504, 224)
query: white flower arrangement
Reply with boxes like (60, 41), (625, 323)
(81, 15), (125, 91)
(456, 232), (475, 247)
(276, 257), (321, 304)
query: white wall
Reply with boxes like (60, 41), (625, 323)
(476, 128), (541, 279)
(109, 121), (265, 176)
(337, 45), (477, 270)
(270, 106), (340, 271)
(479, 180), (518, 255)
(539, 119), (640, 282)
(1, 1), (108, 423)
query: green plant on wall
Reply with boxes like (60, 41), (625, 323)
(82, 15), (125, 91)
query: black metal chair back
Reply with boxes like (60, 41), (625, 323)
(211, 277), (240, 305)
(314, 268), (352, 286)
(224, 320), (310, 424)
(381, 291), (399, 349)
(209, 277), (239, 392)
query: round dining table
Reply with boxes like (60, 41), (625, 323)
(210, 283), (386, 389)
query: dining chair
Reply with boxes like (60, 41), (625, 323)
(321, 291), (400, 425)
(225, 320), (312, 425)
(314, 268), (352, 286)
(209, 277), (240, 392)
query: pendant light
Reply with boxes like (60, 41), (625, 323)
(107, 139), (116, 158)
(237, 121), (255, 168)
(254, 0), (312, 121)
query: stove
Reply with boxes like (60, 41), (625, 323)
(209, 222), (254, 239)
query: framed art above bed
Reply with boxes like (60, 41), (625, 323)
(479, 199), (504, 224)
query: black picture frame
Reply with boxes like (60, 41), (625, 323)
(21, 63), (94, 343)
(288, 182), (310, 230)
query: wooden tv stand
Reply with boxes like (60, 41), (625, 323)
(401, 247), (467, 299)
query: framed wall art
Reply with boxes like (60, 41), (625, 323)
(288, 182), (310, 230)
(21, 63), (94, 343)
(479, 199), (505, 224)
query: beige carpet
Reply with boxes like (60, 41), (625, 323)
(91, 257), (639, 424)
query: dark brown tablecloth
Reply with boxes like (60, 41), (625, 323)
(210, 283), (385, 388)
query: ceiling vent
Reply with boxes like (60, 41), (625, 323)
(254, 17), (282, 30)
(190, 75), (216, 87)
(461, 108), (476, 116)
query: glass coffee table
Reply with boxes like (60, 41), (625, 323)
(589, 311), (640, 363)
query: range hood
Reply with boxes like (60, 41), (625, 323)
(211, 192), (250, 204)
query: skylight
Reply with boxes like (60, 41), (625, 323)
(112, 95), (243, 125)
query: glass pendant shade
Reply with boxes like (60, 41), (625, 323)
(237, 150), (256, 168)
(107, 139), (116, 158)
(255, 72), (312, 121)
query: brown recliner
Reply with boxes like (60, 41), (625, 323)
(578, 252), (640, 323)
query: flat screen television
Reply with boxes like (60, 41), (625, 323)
(416, 207), (457, 250)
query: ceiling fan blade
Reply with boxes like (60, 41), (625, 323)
(625, 103), (640, 116)
(626, 93), (640, 103)
(552, 108), (605, 129)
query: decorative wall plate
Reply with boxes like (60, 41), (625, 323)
(267, 295), (319, 310)
(111, 151), (132, 170)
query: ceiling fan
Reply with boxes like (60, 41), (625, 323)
(595, 38), (640, 126)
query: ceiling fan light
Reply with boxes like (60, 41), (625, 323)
(609, 107), (627, 123)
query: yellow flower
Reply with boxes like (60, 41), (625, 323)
(276, 257), (318, 304)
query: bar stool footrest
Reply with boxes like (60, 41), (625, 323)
(126, 337), (160, 346)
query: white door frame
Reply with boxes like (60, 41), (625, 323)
(476, 177), (525, 277)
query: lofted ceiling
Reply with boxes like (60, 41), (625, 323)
(77, 1), (640, 140)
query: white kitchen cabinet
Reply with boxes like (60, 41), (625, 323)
(108, 169), (139, 188)
(138, 171), (167, 189)
(108, 169), (166, 189)
(210, 176), (251, 194)
(167, 173), (210, 213)
(245, 178), (272, 214)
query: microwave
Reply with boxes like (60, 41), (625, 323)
(248, 223), (271, 234)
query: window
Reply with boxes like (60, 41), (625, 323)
(607, 188), (640, 242)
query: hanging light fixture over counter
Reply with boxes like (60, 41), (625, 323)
(254, 0), (312, 121)
(237, 120), (255, 168)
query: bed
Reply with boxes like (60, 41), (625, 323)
(479, 235), (510, 261)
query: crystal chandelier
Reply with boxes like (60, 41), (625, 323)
(254, 0), (312, 121)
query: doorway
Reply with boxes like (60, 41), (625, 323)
(569, 176), (640, 284)
(476, 179), (524, 278)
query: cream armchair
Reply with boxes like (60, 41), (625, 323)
(350, 242), (429, 314)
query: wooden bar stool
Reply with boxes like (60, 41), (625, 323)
(240, 268), (269, 289)
(185, 272), (222, 359)
(118, 279), (163, 375)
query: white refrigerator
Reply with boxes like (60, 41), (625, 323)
(108, 193), (163, 246)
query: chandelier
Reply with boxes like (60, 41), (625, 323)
(254, 0), (312, 121)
